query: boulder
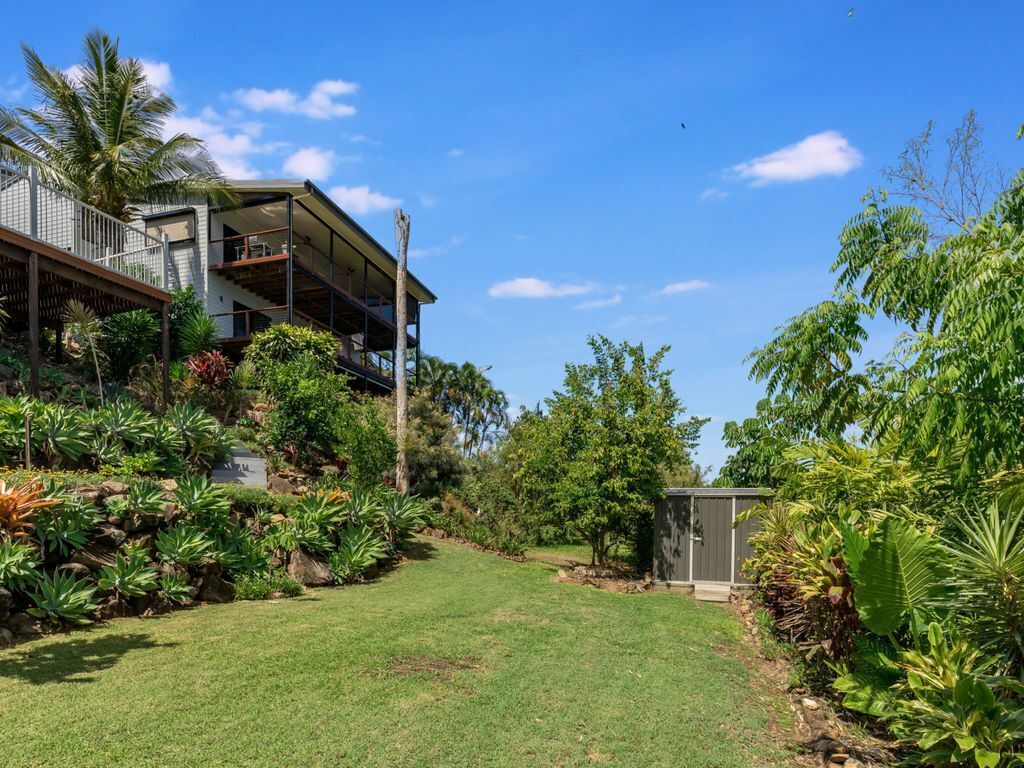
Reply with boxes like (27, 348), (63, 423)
(197, 561), (223, 579)
(57, 562), (93, 580)
(287, 551), (333, 587)
(124, 511), (164, 533)
(0, 587), (12, 621)
(97, 480), (130, 496)
(70, 543), (118, 571)
(0, 627), (14, 648)
(198, 576), (234, 603)
(162, 502), (179, 524)
(5, 612), (45, 637)
(267, 474), (297, 495)
(91, 524), (127, 549)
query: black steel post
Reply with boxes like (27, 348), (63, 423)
(286, 194), (294, 323)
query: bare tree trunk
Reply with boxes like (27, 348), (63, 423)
(394, 208), (410, 494)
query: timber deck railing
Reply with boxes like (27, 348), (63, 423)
(0, 163), (168, 289)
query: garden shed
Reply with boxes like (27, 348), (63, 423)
(652, 488), (770, 589)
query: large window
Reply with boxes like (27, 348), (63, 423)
(145, 209), (196, 244)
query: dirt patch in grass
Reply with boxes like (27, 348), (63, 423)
(385, 655), (482, 681)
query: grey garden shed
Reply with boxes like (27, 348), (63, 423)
(652, 488), (770, 587)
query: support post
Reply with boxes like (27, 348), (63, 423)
(54, 320), (64, 364)
(393, 208), (410, 494)
(161, 302), (170, 409)
(161, 232), (170, 290)
(28, 166), (39, 240)
(286, 195), (294, 323)
(27, 253), (40, 398)
(329, 231), (335, 332)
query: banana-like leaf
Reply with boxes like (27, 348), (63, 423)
(853, 517), (947, 636)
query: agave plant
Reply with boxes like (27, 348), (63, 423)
(343, 488), (383, 528)
(374, 491), (428, 549)
(97, 549), (159, 599)
(328, 525), (387, 584)
(155, 524), (213, 567)
(0, 479), (59, 540)
(27, 570), (99, 624)
(213, 524), (270, 577)
(34, 403), (91, 466)
(159, 572), (193, 604)
(34, 494), (101, 555)
(292, 490), (348, 532)
(164, 402), (231, 468)
(174, 474), (230, 531)
(128, 478), (166, 517)
(0, 538), (41, 591)
(92, 399), (157, 447)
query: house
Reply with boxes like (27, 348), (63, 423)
(140, 179), (436, 393)
(0, 162), (435, 396)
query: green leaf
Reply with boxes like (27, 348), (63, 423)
(853, 517), (946, 636)
(840, 520), (869, 582)
(974, 750), (1000, 768)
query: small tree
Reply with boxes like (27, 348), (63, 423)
(545, 336), (705, 565)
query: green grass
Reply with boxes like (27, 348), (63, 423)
(0, 539), (797, 768)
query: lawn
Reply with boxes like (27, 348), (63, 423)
(0, 538), (798, 768)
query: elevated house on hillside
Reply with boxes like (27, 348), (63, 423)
(140, 179), (435, 393)
(0, 165), (436, 396)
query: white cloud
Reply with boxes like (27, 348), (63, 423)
(699, 187), (728, 201)
(139, 60), (172, 91)
(655, 279), (711, 295)
(283, 146), (336, 180)
(575, 294), (622, 310)
(488, 278), (597, 299)
(163, 109), (279, 178)
(419, 193), (439, 208)
(614, 314), (667, 327)
(447, 147), (465, 157)
(235, 79), (358, 119)
(328, 185), (401, 215)
(0, 76), (27, 102)
(409, 235), (464, 259)
(732, 130), (863, 185)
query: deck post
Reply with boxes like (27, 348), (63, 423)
(54, 320), (64, 364)
(161, 302), (170, 408)
(286, 195), (294, 323)
(329, 232), (335, 332)
(28, 166), (39, 240)
(27, 252), (40, 398)
(161, 233), (170, 290)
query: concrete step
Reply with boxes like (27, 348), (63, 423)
(211, 443), (268, 487)
(693, 584), (731, 603)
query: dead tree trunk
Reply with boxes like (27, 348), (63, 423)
(393, 208), (411, 494)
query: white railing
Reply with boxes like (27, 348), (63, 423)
(0, 163), (168, 289)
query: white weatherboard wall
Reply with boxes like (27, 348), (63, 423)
(136, 200), (209, 300)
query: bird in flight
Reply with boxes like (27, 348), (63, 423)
(680, 122), (686, 129)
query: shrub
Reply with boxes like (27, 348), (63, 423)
(186, 350), (232, 389)
(97, 549), (159, 598)
(262, 354), (351, 465)
(222, 485), (297, 520)
(0, 478), (59, 540)
(167, 286), (206, 359)
(155, 524), (213, 567)
(93, 399), (156, 447)
(177, 310), (217, 358)
(213, 524), (271, 577)
(34, 495), (100, 555)
(233, 569), (303, 600)
(28, 570), (99, 624)
(101, 310), (161, 381)
(342, 396), (397, 487)
(328, 525), (386, 583)
(0, 538), (41, 591)
(159, 573), (193, 604)
(174, 475), (231, 532)
(245, 324), (338, 376)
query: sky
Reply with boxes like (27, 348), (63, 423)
(2, 1), (1023, 470)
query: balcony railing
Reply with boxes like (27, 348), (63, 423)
(210, 306), (396, 381)
(209, 224), (396, 324)
(0, 164), (167, 288)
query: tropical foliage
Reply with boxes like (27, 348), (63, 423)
(0, 29), (234, 220)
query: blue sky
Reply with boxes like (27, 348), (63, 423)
(3, 2), (1023, 470)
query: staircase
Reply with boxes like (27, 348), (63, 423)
(211, 443), (268, 487)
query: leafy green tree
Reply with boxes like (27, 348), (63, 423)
(542, 336), (705, 565)
(0, 30), (234, 220)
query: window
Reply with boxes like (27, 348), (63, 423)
(145, 209), (196, 244)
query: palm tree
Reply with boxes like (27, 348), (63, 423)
(62, 300), (105, 405)
(0, 30), (235, 220)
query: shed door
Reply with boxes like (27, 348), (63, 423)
(653, 496), (690, 582)
(690, 496), (733, 583)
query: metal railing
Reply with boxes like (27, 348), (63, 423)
(0, 163), (168, 289)
(208, 227), (288, 265)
